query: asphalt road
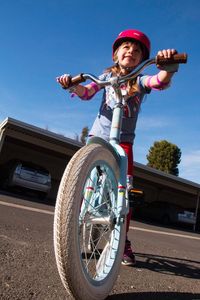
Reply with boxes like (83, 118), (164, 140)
(0, 193), (200, 300)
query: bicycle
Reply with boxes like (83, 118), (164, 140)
(53, 53), (187, 300)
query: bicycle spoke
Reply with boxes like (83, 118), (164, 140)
(79, 163), (118, 280)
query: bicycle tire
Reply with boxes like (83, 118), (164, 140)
(54, 143), (126, 300)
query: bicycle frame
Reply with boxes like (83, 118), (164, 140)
(84, 78), (133, 225)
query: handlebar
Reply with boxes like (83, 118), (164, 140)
(67, 53), (187, 88)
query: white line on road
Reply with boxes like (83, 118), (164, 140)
(1, 199), (199, 240)
(130, 226), (200, 241)
(0, 200), (54, 215)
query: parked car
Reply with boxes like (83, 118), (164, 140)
(0, 160), (51, 199)
(178, 210), (196, 225)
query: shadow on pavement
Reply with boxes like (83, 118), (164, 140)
(133, 252), (200, 279)
(108, 291), (200, 300)
(0, 189), (56, 206)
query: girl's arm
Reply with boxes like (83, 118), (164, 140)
(56, 74), (101, 100)
(143, 49), (179, 90)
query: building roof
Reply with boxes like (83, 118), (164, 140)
(0, 117), (82, 148)
(134, 161), (200, 195)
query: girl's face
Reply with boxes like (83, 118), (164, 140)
(115, 41), (143, 72)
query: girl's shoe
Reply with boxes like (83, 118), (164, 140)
(121, 239), (136, 266)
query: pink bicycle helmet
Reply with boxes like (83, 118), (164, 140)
(112, 29), (151, 60)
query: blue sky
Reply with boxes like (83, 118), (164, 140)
(0, 0), (199, 183)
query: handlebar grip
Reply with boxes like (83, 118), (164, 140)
(156, 53), (188, 65)
(69, 73), (86, 87)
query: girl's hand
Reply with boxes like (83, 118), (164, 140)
(157, 48), (177, 58)
(56, 74), (71, 89)
(157, 49), (179, 73)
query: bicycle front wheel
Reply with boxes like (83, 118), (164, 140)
(54, 143), (126, 300)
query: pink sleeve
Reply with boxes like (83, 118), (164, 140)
(71, 82), (101, 100)
(146, 75), (170, 91)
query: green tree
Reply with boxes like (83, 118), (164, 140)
(146, 140), (181, 176)
(80, 126), (89, 144)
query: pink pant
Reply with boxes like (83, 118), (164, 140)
(120, 142), (133, 233)
(120, 142), (133, 176)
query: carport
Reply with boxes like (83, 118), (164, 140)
(0, 117), (82, 200)
(0, 117), (199, 231)
(133, 162), (200, 231)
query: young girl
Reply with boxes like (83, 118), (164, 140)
(57, 29), (179, 266)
